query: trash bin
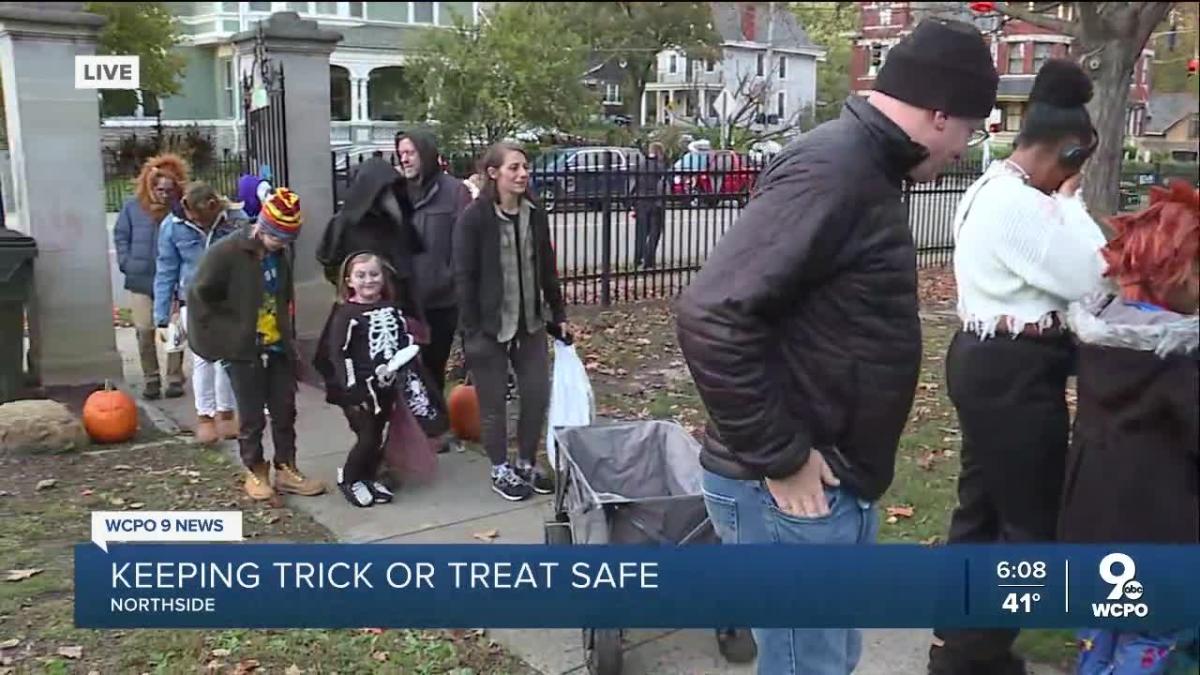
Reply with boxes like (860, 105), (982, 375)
(0, 227), (37, 404)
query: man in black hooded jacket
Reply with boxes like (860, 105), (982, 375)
(395, 131), (472, 450)
(674, 18), (998, 675)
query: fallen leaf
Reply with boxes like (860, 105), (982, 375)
(922, 536), (943, 546)
(885, 506), (915, 519)
(80, 489), (94, 497)
(886, 516), (899, 524)
(211, 649), (231, 658)
(113, 465), (133, 471)
(234, 659), (261, 674)
(0, 491), (10, 497)
(916, 451), (940, 471)
(284, 666), (304, 675)
(0, 639), (19, 650)
(35, 479), (57, 491)
(472, 529), (499, 542)
(129, 502), (145, 510)
(372, 651), (389, 662)
(4, 569), (43, 582)
(56, 645), (83, 659)
(109, 497), (126, 506)
(360, 628), (384, 635)
(89, 671), (101, 675)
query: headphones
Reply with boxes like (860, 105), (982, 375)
(1059, 127), (1099, 171)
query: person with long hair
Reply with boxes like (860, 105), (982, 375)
(453, 142), (566, 502)
(113, 153), (188, 400)
(1061, 181), (1198, 675)
(929, 59), (1110, 675)
(153, 182), (244, 444)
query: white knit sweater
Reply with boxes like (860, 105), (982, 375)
(952, 161), (1109, 338)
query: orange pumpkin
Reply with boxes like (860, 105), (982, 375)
(447, 383), (481, 442)
(82, 380), (138, 444)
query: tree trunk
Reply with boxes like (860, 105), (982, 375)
(1080, 38), (1138, 218)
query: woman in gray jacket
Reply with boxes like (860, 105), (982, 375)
(112, 154), (188, 400)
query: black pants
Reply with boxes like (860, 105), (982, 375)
(464, 328), (550, 467)
(225, 351), (298, 469)
(931, 330), (1074, 674)
(423, 306), (458, 398)
(634, 205), (665, 268)
(341, 388), (395, 484)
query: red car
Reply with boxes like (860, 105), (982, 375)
(671, 150), (756, 207)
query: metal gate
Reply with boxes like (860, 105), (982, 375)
(241, 25), (289, 187)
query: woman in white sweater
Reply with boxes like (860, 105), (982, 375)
(930, 60), (1109, 675)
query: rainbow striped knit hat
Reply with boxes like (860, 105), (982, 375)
(258, 187), (302, 242)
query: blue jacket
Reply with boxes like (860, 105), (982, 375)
(113, 198), (167, 297)
(153, 207), (246, 326)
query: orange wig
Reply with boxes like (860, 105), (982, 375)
(134, 153), (190, 220)
(1102, 180), (1200, 308)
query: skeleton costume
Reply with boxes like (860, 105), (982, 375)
(314, 299), (448, 506)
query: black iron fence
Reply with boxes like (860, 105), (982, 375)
(103, 153), (247, 212)
(329, 151), (983, 305)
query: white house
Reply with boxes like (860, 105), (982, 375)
(642, 2), (823, 136)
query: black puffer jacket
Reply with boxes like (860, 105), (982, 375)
(675, 96), (927, 501)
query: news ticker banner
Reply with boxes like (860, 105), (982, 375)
(76, 525), (1199, 630)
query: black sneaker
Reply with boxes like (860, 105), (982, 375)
(514, 463), (554, 495)
(339, 480), (374, 508)
(164, 382), (185, 398)
(142, 381), (162, 400)
(368, 481), (394, 504)
(491, 465), (532, 502)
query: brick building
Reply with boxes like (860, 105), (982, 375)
(849, 2), (1152, 145)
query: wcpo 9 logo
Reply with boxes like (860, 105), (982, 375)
(1092, 553), (1149, 618)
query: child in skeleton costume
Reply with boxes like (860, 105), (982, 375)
(1059, 181), (1199, 675)
(316, 252), (446, 508)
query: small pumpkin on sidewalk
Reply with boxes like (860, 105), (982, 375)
(447, 382), (480, 443)
(82, 381), (138, 444)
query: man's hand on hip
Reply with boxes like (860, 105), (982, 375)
(765, 449), (841, 518)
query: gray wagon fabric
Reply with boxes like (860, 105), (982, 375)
(552, 421), (715, 546)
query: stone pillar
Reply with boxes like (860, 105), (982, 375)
(349, 76), (362, 122)
(232, 12), (341, 368)
(0, 3), (121, 386)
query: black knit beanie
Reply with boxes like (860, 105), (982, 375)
(874, 18), (999, 119)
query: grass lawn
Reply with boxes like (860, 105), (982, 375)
(569, 298), (1078, 671)
(0, 441), (533, 674)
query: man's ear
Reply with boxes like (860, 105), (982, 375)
(932, 111), (949, 132)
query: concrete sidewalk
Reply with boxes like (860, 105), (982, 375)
(115, 327), (1063, 675)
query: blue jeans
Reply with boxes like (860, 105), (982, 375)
(702, 470), (880, 675)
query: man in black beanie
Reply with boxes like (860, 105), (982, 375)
(675, 17), (997, 675)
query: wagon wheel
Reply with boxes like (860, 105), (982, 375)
(543, 515), (573, 545)
(583, 628), (623, 675)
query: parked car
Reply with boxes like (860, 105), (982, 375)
(533, 146), (644, 212)
(670, 150), (755, 207)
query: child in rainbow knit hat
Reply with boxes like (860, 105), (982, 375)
(188, 187), (327, 501)
(1060, 180), (1198, 675)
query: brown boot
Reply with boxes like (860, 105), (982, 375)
(243, 463), (274, 501)
(274, 464), (327, 496)
(217, 411), (239, 440)
(194, 415), (218, 444)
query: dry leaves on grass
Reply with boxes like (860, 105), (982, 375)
(885, 506), (915, 524)
(372, 651), (389, 662)
(0, 640), (19, 650)
(4, 569), (43, 582)
(210, 649), (231, 658)
(56, 645), (83, 660)
(285, 666), (304, 675)
(233, 659), (261, 674)
(472, 529), (499, 542)
(35, 479), (57, 491)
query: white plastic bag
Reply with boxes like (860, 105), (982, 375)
(546, 339), (595, 470)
